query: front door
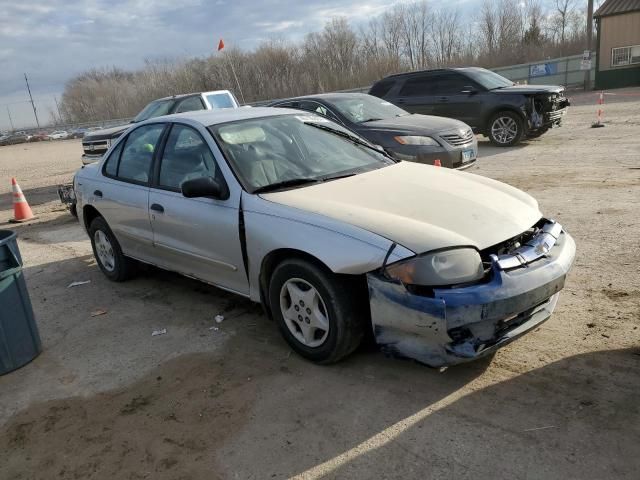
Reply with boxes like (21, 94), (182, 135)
(148, 123), (248, 295)
(431, 73), (484, 127)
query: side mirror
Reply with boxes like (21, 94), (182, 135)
(181, 176), (228, 200)
(461, 86), (477, 95)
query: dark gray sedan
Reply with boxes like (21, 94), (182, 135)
(271, 93), (477, 169)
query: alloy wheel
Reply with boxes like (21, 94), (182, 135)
(94, 230), (116, 272)
(279, 278), (330, 348)
(491, 116), (518, 144)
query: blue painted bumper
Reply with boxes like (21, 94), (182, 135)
(367, 229), (576, 367)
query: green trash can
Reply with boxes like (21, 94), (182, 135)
(0, 230), (41, 375)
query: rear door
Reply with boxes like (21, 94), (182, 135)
(392, 73), (439, 115)
(148, 123), (248, 295)
(95, 123), (166, 261)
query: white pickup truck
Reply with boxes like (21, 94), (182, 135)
(59, 90), (240, 217)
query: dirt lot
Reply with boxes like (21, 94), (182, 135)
(1, 90), (639, 479)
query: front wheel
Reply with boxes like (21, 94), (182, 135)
(268, 259), (366, 364)
(488, 111), (524, 147)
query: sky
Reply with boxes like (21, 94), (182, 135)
(1, 0), (560, 130)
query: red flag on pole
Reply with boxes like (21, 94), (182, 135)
(217, 39), (225, 51)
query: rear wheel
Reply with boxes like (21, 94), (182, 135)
(89, 216), (135, 282)
(268, 258), (365, 364)
(488, 111), (524, 147)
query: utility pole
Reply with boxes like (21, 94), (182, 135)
(6, 106), (15, 131)
(54, 96), (62, 124)
(584, 0), (594, 90)
(24, 73), (40, 128)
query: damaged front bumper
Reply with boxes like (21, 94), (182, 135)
(367, 221), (576, 367)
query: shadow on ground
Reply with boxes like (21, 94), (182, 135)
(477, 138), (532, 160)
(1, 319), (638, 480)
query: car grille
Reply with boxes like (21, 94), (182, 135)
(440, 129), (474, 146)
(82, 140), (109, 155)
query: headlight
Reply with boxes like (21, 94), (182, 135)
(386, 248), (484, 286)
(394, 135), (440, 146)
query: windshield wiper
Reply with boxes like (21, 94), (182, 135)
(252, 177), (321, 194)
(321, 172), (356, 182)
(304, 122), (392, 158)
(360, 117), (383, 123)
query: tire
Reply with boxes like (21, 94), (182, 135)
(488, 111), (524, 147)
(88, 216), (135, 282)
(69, 204), (78, 219)
(268, 258), (366, 364)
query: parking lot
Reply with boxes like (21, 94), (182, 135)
(0, 90), (639, 479)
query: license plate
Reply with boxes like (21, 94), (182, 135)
(462, 149), (475, 162)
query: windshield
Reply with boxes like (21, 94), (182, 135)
(330, 95), (408, 123)
(210, 114), (394, 192)
(463, 68), (514, 90)
(133, 99), (174, 122)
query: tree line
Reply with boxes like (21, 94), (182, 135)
(59, 0), (593, 123)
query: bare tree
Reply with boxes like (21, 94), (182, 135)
(59, 1), (596, 123)
(431, 8), (462, 67)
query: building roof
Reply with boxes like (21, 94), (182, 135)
(594, 0), (640, 18)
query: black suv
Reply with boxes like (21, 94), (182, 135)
(370, 67), (570, 146)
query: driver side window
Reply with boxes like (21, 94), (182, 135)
(158, 124), (221, 191)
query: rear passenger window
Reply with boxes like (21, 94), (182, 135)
(103, 141), (123, 177)
(117, 124), (165, 184)
(158, 124), (220, 191)
(399, 75), (437, 96)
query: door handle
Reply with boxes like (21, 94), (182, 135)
(94, 190), (102, 197)
(150, 203), (164, 213)
(438, 97), (449, 102)
(396, 99), (406, 104)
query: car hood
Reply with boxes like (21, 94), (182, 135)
(493, 85), (564, 95)
(83, 124), (130, 142)
(261, 162), (541, 253)
(361, 114), (470, 135)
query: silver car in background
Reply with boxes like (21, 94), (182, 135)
(73, 108), (575, 367)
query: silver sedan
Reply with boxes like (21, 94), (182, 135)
(74, 108), (575, 367)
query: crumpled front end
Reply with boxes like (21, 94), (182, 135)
(368, 221), (576, 367)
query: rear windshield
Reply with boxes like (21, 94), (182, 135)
(133, 99), (175, 122)
(207, 93), (236, 109)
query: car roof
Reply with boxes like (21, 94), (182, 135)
(272, 92), (370, 104)
(155, 89), (233, 102)
(381, 66), (486, 80)
(152, 106), (300, 127)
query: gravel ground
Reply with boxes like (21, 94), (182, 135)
(0, 90), (638, 480)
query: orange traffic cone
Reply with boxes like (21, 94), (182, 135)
(10, 178), (35, 223)
(434, 159), (442, 167)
